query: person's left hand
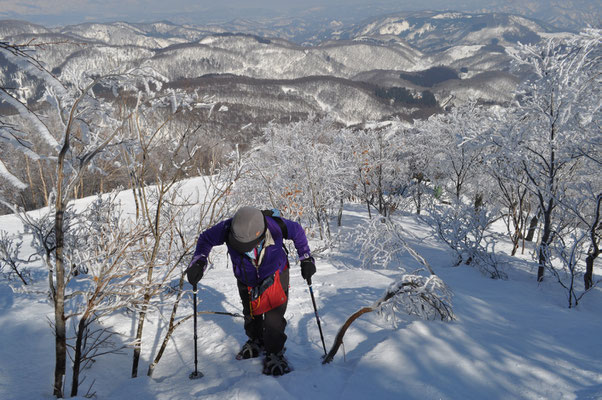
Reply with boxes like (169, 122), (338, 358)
(300, 257), (316, 283)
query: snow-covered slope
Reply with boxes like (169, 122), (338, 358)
(339, 11), (553, 53)
(1, 189), (601, 399)
(0, 19), (49, 38)
(0, 11), (577, 139)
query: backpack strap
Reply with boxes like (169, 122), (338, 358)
(262, 209), (289, 254)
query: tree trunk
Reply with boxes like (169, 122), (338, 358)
(131, 301), (148, 378)
(53, 207), (67, 397)
(322, 306), (373, 364)
(415, 185), (422, 215)
(70, 316), (88, 397)
(525, 214), (538, 242)
(584, 194), (601, 290)
(537, 199), (554, 282)
(37, 160), (50, 207)
(24, 157), (35, 207)
(53, 115), (72, 398)
(474, 193), (483, 212)
(377, 165), (383, 215)
(148, 276), (185, 377)
(585, 253), (597, 290)
(537, 111), (557, 283)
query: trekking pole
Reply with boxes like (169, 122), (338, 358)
(307, 277), (327, 356)
(189, 284), (203, 379)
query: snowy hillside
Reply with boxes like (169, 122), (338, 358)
(0, 11), (546, 108)
(1, 11), (549, 148)
(338, 11), (552, 52)
(1, 181), (601, 399)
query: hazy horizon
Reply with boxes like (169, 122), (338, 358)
(2, 1), (436, 26)
(0, 0), (599, 32)
(0, 0), (597, 28)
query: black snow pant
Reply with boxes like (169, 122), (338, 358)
(237, 267), (289, 355)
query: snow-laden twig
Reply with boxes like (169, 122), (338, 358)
(0, 231), (32, 285)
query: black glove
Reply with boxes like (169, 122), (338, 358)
(186, 258), (206, 286)
(300, 257), (316, 283)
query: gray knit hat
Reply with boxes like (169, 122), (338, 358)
(228, 206), (266, 253)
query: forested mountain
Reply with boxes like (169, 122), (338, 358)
(0, 10), (590, 211)
(1, 11), (555, 131)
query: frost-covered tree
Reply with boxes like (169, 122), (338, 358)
(412, 102), (494, 205)
(488, 147), (535, 256)
(232, 117), (353, 240)
(400, 102), (505, 276)
(348, 124), (411, 217)
(501, 29), (601, 282)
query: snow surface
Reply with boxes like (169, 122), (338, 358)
(432, 13), (470, 20)
(1, 183), (601, 400)
(378, 21), (411, 36)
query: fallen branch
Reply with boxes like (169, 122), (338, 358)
(322, 275), (453, 364)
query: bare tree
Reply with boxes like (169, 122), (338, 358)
(65, 193), (148, 396)
(146, 166), (242, 377)
(1, 39), (169, 396)
(115, 93), (233, 378)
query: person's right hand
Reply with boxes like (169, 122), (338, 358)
(186, 258), (207, 286)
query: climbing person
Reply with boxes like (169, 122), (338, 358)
(185, 206), (316, 376)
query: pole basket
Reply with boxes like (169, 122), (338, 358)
(189, 371), (204, 380)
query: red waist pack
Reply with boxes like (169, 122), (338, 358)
(248, 268), (287, 317)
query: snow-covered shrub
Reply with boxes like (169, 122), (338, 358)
(548, 231), (593, 308)
(377, 273), (455, 327)
(355, 215), (416, 270)
(542, 194), (602, 308)
(426, 199), (506, 279)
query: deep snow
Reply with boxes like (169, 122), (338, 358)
(1, 185), (601, 400)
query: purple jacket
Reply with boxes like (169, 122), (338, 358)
(189, 216), (311, 287)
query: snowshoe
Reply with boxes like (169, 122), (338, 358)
(262, 351), (291, 376)
(236, 339), (263, 360)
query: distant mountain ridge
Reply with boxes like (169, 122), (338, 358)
(0, 11), (576, 131)
(337, 11), (554, 52)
